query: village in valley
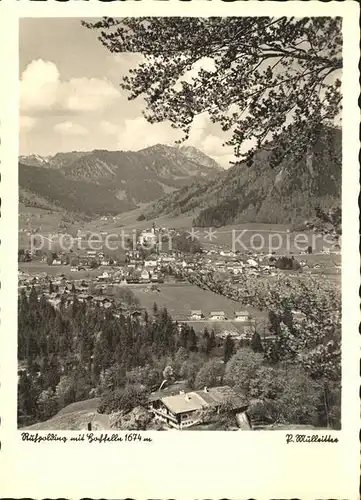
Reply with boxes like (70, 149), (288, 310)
(18, 218), (341, 338)
(17, 16), (343, 432)
(18, 214), (341, 431)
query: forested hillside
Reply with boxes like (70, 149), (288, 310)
(18, 281), (340, 430)
(19, 163), (135, 215)
(145, 127), (341, 226)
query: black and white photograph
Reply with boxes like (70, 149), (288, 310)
(18, 15), (344, 433)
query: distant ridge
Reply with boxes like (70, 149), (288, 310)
(19, 145), (222, 216)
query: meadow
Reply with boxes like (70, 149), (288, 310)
(18, 262), (102, 279)
(19, 201), (339, 258)
(128, 283), (268, 323)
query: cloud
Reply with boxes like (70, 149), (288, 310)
(108, 53), (146, 81)
(185, 116), (235, 168)
(187, 113), (209, 144)
(114, 114), (233, 166)
(174, 57), (216, 91)
(20, 59), (121, 116)
(99, 120), (119, 136)
(20, 60), (59, 113)
(19, 60), (235, 164)
(53, 121), (88, 136)
(199, 134), (226, 157)
(116, 117), (181, 150)
(19, 116), (36, 131)
(60, 77), (120, 113)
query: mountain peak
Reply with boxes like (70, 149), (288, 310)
(179, 144), (223, 171)
(19, 144), (222, 216)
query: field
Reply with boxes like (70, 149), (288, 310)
(57, 398), (101, 415)
(18, 261), (104, 279)
(83, 208), (197, 234)
(19, 199), (340, 257)
(23, 398), (110, 430)
(19, 203), (81, 231)
(18, 203), (82, 250)
(83, 216), (338, 255)
(129, 283), (268, 323)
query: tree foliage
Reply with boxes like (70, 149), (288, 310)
(83, 17), (342, 166)
(223, 334), (235, 363)
(110, 406), (153, 430)
(194, 358), (224, 389)
(224, 348), (264, 395)
(98, 385), (148, 415)
(18, 277), (341, 429)
(248, 365), (322, 426)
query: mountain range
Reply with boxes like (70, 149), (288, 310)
(19, 145), (222, 216)
(142, 126), (342, 226)
(19, 126), (341, 225)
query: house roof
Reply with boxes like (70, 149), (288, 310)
(206, 386), (248, 409)
(148, 385), (189, 403)
(159, 385), (247, 415)
(210, 311), (225, 316)
(194, 391), (216, 406)
(191, 310), (202, 315)
(161, 392), (207, 414)
(235, 311), (250, 316)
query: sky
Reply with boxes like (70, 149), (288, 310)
(19, 18), (236, 167)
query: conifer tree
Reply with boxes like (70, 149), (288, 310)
(223, 335), (235, 363)
(250, 331), (264, 353)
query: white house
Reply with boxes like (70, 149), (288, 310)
(209, 311), (226, 321)
(190, 310), (203, 320)
(144, 259), (158, 268)
(234, 311), (250, 322)
(220, 250), (235, 257)
(97, 271), (111, 282)
(149, 386), (248, 430)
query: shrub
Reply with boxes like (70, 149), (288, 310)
(110, 407), (152, 430)
(98, 385), (148, 414)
